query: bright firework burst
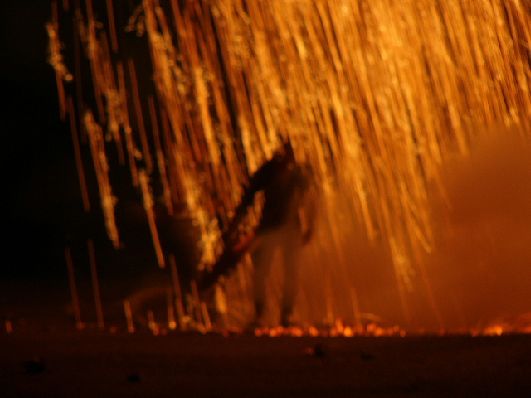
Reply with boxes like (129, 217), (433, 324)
(48, 0), (530, 331)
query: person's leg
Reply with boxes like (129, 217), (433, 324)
(251, 233), (275, 323)
(280, 231), (301, 327)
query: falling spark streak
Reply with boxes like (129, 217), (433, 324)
(169, 254), (186, 330)
(88, 239), (105, 330)
(147, 310), (159, 335)
(84, 112), (120, 248)
(105, 0), (119, 53)
(4, 320), (14, 334)
(52, 0), (529, 328)
(47, 1), (73, 121)
(191, 281), (204, 327)
(123, 300), (135, 333)
(201, 302), (213, 331)
(148, 96), (174, 215)
(117, 62), (139, 184)
(139, 170), (166, 268)
(64, 246), (83, 330)
(67, 97), (91, 212)
(127, 59), (154, 173)
(167, 291), (177, 330)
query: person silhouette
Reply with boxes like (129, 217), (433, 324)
(199, 139), (316, 327)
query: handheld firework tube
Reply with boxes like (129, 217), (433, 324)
(197, 229), (257, 291)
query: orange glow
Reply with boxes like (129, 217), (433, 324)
(123, 300), (135, 333)
(50, 0), (530, 333)
(5, 320), (14, 334)
(253, 322), (406, 338)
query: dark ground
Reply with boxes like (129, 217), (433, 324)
(1, 332), (530, 397)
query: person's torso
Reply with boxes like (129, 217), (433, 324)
(259, 164), (308, 230)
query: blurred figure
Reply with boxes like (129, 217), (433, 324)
(200, 140), (316, 327)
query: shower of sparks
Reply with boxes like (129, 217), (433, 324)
(48, 0), (529, 329)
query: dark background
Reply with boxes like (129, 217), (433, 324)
(2, 2), (75, 281)
(0, 2), (119, 322)
(1, 1), (193, 324)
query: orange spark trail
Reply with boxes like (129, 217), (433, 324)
(127, 59), (154, 173)
(50, 0), (530, 330)
(88, 239), (105, 330)
(148, 96), (173, 215)
(47, 1), (72, 121)
(64, 246), (83, 330)
(123, 300), (135, 333)
(139, 170), (165, 268)
(169, 255), (186, 331)
(84, 112), (120, 248)
(67, 97), (91, 212)
(105, 0), (119, 53)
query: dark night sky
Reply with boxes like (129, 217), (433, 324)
(2, 2), (83, 282)
(1, 2), (185, 319)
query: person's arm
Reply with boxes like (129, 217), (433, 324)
(223, 160), (275, 242)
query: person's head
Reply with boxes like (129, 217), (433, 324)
(277, 136), (295, 163)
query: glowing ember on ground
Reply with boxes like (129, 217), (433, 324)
(254, 321), (406, 338)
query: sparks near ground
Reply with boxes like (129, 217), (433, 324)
(40, 0), (531, 335)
